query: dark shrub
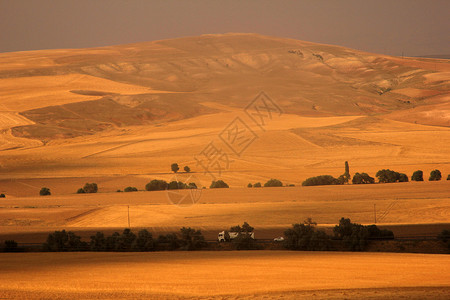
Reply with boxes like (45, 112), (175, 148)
(171, 163), (179, 173)
(39, 187), (51, 196)
(82, 183), (98, 193)
(133, 229), (156, 251)
(184, 166), (190, 173)
(210, 180), (229, 188)
(247, 183), (253, 188)
(0, 193), (5, 198)
(253, 182), (261, 187)
(376, 169), (408, 183)
(284, 220), (331, 251)
(157, 233), (181, 251)
(76, 188), (85, 194)
(4, 240), (19, 252)
(302, 175), (341, 186)
(437, 229), (450, 250)
(411, 170), (424, 181)
(167, 181), (188, 190)
(145, 179), (168, 191)
(124, 186), (138, 192)
(264, 178), (283, 187)
(179, 227), (207, 251)
(352, 172), (375, 184)
(44, 230), (87, 251)
(90, 232), (107, 251)
(429, 169), (442, 181)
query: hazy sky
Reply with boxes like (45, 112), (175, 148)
(1, 0), (449, 56)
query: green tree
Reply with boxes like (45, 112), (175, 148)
(171, 163), (180, 173)
(429, 169), (442, 181)
(39, 187), (51, 196)
(264, 178), (283, 187)
(411, 170), (424, 181)
(184, 166), (190, 173)
(210, 180), (229, 188)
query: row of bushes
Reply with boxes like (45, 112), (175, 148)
(302, 168), (449, 186)
(42, 227), (207, 252)
(3, 221), (449, 253)
(283, 218), (394, 251)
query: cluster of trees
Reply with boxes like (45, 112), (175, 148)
(145, 179), (197, 191)
(171, 163), (191, 173)
(283, 217), (394, 252)
(43, 227), (207, 252)
(302, 175), (343, 186)
(226, 222), (260, 250)
(376, 169), (408, 183)
(333, 218), (394, 251)
(283, 218), (331, 251)
(247, 179), (290, 188)
(76, 183), (98, 194)
(302, 161), (448, 187)
(210, 180), (229, 188)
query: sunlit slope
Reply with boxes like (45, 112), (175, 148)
(0, 33), (449, 181)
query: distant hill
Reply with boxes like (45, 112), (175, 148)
(415, 54), (450, 59)
(1, 33), (449, 141)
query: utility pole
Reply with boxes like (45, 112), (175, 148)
(127, 205), (131, 228)
(374, 204), (377, 224)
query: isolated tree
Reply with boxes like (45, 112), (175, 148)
(429, 169), (442, 181)
(0, 193), (5, 198)
(171, 163), (180, 173)
(124, 186), (138, 192)
(411, 170), (424, 181)
(253, 182), (261, 187)
(82, 183), (98, 193)
(342, 161), (351, 183)
(264, 178), (283, 187)
(184, 166), (191, 173)
(247, 183), (253, 188)
(39, 187), (51, 196)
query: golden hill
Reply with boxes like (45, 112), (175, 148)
(0, 33), (449, 190)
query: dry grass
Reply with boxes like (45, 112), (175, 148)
(0, 251), (448, 299)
